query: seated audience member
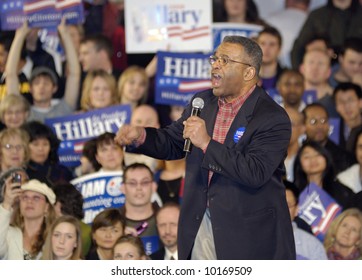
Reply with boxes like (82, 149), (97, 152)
(86, 208), (125, 260)
(284, 108), (305, 182)
(120, 163), (160, 254)
(329, 37), (362, 89)
(0, 179), (56, 259)
(5, 21), (80, 123)
(265, 0), (310, 68)
(337, 129), (362, 193)
(95, 132), (124, 172)
(22, 121), (73, 185)
(80, 69), (119, 112)
(255, 26), (284, 91)
(0, 94), (30, 131)
(117, 65), (149, 111)
(333, 82), (362, 149)
(302, 103), (355, 173)
(293, 140), (355, 210)
(151, 202), (180, 260)
(124, 105), (161, 173)
(113, 235), (147, 260)
(284, 180), (328, 259)
(299, 49), (336, 117)
(41, 215), (82, 260)
(291, 0), (362, 70)
(52, 183), (92, 258)
(0, 128), (30, 174)
(324, 208), (362, 260)
(73, 138), (101, 177)
(277, 70), (306, 112)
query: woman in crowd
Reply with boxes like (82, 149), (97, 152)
(113, 235), (147, 260)
(0, 127), (29, 174)
(41, 215), (83, 260)
(52, 182), (92, 258)
(117, 65), (149, 111)
(293, 140), (355, 209)
(0, 179), (56, 259)
(0, 94), (30, 131)
(95, 132), (124, 172)
(86, 208), (125, 260)
(22, 121), (73, 185)
(324, 208), (362, 260)
(80, 69), (119, 112)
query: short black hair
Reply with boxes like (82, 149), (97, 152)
(52, 183), (84, 220)
(333, 82), (362, 101)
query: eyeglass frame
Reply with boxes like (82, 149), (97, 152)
(306, 118), (328, 126)
(20, 194), (46, 203)
(209, 54), (252, 67)
(2, 143), (24, 152)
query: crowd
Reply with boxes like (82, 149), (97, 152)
(0, 0), (362, 260)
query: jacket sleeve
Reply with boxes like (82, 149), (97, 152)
(0, 205), (12, 260)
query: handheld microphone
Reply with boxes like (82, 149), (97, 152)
(183, 97), (205, 153)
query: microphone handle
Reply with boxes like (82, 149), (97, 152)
(183, 107), (201, 153)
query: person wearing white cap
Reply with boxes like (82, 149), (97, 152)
(0, 178), (56, 260)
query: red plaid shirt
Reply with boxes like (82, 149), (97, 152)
(208, 85), (256, 184)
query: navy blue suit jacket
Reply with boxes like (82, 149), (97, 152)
(130, 86), (295, 260)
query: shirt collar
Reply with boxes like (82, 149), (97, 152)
(218, 85), (256, 113)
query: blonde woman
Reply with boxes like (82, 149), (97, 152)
(0, 179), (56, 259)
(42, 215), (82, 260)
(324, 208), (362, 260)
(117, 65), (149, 111)
(80, 69), (119, 112)
(0, 94), (30, 129)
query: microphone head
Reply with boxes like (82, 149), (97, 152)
(192, 97), (204, 109)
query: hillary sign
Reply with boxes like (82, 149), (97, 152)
(45, 104), (131, 167)
(155, 51), (211, 106)
(125, 0), (212, 53)
(0, 0), (84, 30)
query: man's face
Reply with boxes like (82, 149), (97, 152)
(278, 73), (304, 107)
(301, 51), (331, 86)
(339, 49), (362, 81)
(257, 33), (280, 65)
(335, 89), (362, 124)
(79, 42), (99, 71)
(30, 75), (57, 104)
(156, 207), (180, 250)
(211, 42), (252, 102)
(304, 106), (330, 144)
(0, 44), (8, 73)
(131, 106), (160, 128)
(121, 167), (156, 208)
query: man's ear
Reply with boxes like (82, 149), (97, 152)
(244, 67), (256, 81)
(52, 85), (58, 95)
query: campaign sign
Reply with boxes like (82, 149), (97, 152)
(0, 1), (25, 30)
(298, 183), (342, 242)
(0, 0), (84, 30)
(213, 22), (263, 50)
(71, 171), (125, 225)
(45, 104), (131, 167)
(125, 0), (212, 53)
(328, 117), (340, 145)
(141, 236), (160, 256)
(155, 51), (211, 106)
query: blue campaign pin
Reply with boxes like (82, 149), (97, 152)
(234, 127), (245, 143)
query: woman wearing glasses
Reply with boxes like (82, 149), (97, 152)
(0, 179), (56, 259)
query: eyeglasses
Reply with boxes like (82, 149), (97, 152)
(209, 55), (252, 67)
(20, 194), (46, 203)
(307, 118), (328, 126)
(124, 180), (153, 188)
(2, 144), (24, 151)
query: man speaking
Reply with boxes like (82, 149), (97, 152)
(115, 36), (295, 260)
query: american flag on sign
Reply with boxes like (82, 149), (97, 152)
(23, 0), (55, 14)
(178, 80), (211, 92)
(55, 0), (81, 10)
(167, 25), (210, 41)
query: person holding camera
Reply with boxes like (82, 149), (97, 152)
(0, 179), (56, 260)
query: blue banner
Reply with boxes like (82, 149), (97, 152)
(1, 0), (84, 30)
(155, 51), (211, 106)
(45, 104), (131, 167)
(212, 22), (263, 50)
(71, 171), (125, 225)
(298, 183), (342, 242)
